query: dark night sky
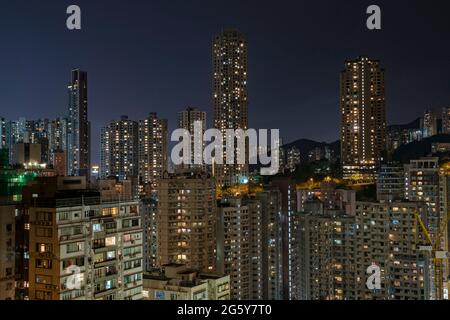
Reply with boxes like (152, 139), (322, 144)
(1, 0), (450, 164)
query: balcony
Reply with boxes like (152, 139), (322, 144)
(124, 280), (142, 290)
(123, 266), (142, 276)
(94, 286), (117, 296)
(94, 267), (118, 280)
(59, 233), (85, 242)
(94, 258), (117, 268)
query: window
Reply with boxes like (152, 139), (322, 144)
(37, 211), (52, 222)
(37, 243), (52, 253)
(94, 238), (106, 249)
(105, 280), (114, 290)
(124, 259), (141, 270)
(85, 209), (97, 218)
(124, 273), (142, 285)
(102, 207), (118, 217)
(123, 233), (140, 242)
(104, 222), (116, 230)
(106, 251), (116, 260)
(130, 206), (138, 214)
(62, 257), (84, 269)
(58, 212), (70, 221)
(36, 227), (52, 238)
(60, 227), (71, 236)
(35, 290), (52, 300)
(193, 290), (207, 300)
(123, 246), (141, 257)
(36, 275), (51, 284)
(36, 259), (52, 269)
(92, 224), (102, 233)
(94, 253), (105, 264)
(123, 219), (139, 228)
(218, 283), (230, 293)
(105, 236), (116, 246)
(66, 242), (83, 254)
(73, 226), (83, 235)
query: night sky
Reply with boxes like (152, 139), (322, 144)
(1, 0), (450, 164)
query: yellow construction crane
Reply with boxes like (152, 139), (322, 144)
(414, 211), (450, 300)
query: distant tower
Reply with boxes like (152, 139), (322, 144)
(0, 117), (7, 151)
(422, 109), (437, 138)
(177, 107), (207, 172)
(101, 116), (139, 180)
(67, 69), (90, 177)
(138, 113), (168, 188)
(213, 29), (249, 186)
(442, 107), (450, 134)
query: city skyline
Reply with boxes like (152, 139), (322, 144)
(1, 0), (450, 164)
(3, 1), (450, 303)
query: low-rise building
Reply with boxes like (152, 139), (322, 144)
(143, 264), (230, 300)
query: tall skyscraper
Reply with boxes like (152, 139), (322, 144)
(138, 113), (168, 188)
(340, 56), (386, 181)
(213, 29), (249, 186)
(177, 107), (207, 172)
(100, 116), (139, 180)
(67, 69), (90, 177)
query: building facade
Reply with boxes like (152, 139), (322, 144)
(156, 172), (216, 272)
(23, 176), (143, 300)
(298, 200), (430, 300)
(216, 198), (263, 300)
